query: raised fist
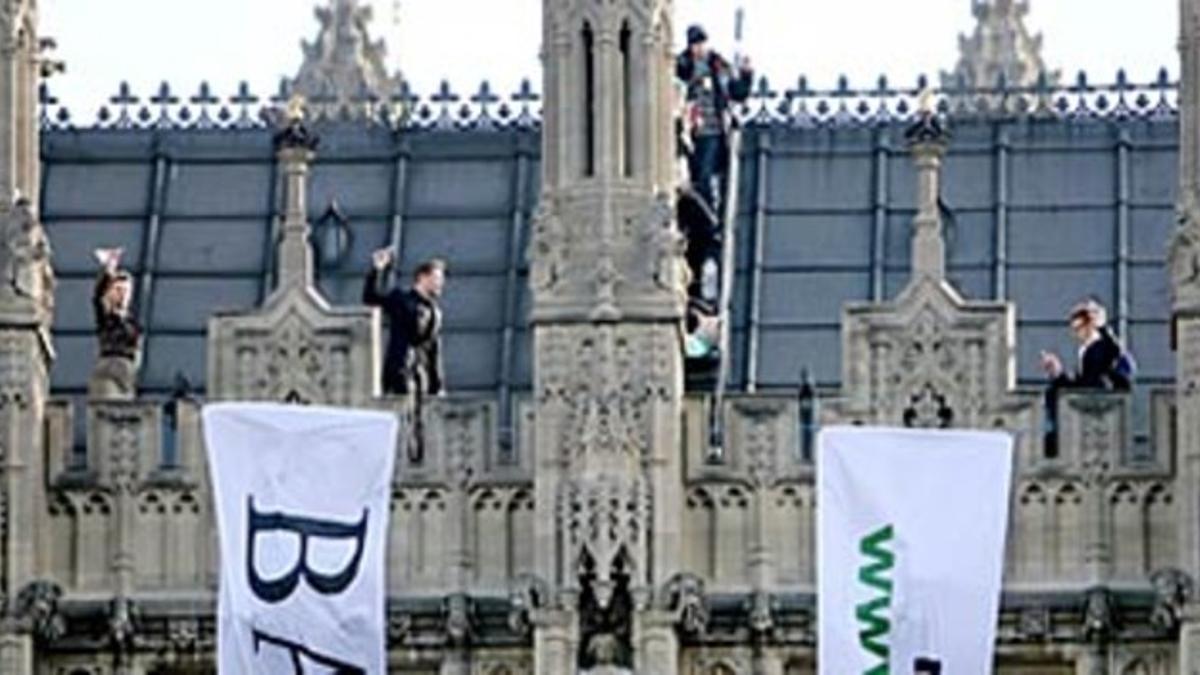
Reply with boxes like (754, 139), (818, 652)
(93, 247), (124, 271)
(372, 247), (395, 270)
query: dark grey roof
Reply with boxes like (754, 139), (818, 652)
(39, 77), (1180, 451)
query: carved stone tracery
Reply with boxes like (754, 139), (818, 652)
(0, 196), (53, 330)
(292, 0), (403, 117)
(832, 282), (1023, 429)
(15, 580), (65, 645)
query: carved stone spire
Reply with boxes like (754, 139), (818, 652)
(208, 96), (380, 408)
(905, 102), (950, 283)
(941, 0), (1060, 89)
(531, 0), (686, 323)
(532, 0), (688, 672)
(273, 98), (319, 291)
(1174, 0), (1200, 316)
(1171, 2), (1200, 666)
(0, 4), (55, 674)
(292, 0), (402, 112)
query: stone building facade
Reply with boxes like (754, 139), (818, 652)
(0, 0), (1196, 673)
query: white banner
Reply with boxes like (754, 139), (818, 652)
(817, 426), (1013, 675)
(204, 402), (398, 675)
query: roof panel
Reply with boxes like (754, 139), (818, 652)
(149, 277), (260, 331)
(157, 219), (268, 274)
(400, 217), (511, 273)
(761, 214), (872, 269)
(1009, 267), (1115, 322)
(44, 163), (151, 217)
(143, 335), (209, 390)
(408, 159), (513, 214)
(42, 219), (145, 274)
(309, 162), (394, 217)
(165, 163), (273, 217)
(769, 154), (873, 212)
(1009, 209), (1116, 265)
(1011, 148), (1117, 208)
(760, 271), (870, 324)
(37, 116), (1179, 400)
(49, 334), (96, 390)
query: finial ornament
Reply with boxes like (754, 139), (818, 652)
(917, 86), (936, 115)
(286, 93), (307, 123)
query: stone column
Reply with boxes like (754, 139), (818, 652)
(0, 5), (52, 673)
(1175, 2), (1200, 671)
(0, 630), (32, 675)
(633, 611), (678, 675)
(534, 609), (578, 675)
(533, 0), (685, 673)
(273, 100), (319, 291)
(906, 108), (950, 283)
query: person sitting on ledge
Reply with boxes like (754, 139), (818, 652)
(1039, 299), (1135, 456)
(89, 247), (142, 399)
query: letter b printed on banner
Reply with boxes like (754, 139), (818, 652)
(205, 403), (398, 675)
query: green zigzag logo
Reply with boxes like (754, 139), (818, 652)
(856, 524), (895, 675)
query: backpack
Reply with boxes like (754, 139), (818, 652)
(1111, 350), (1136, 390)
(1102, 326), (1136, 390)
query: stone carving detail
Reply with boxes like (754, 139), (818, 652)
(661, 572), (708, 636)
(746, 590), (776, 636)
(441, 403), (483, 489)
(443, 592), (473, 645)
(101, 410), (143, 494)
(1170, 203), (1200, 312)
(731, 400), (786, 487)
(833, 284), (1024, 430)
(1071, 395), (1121, 484)
(508, 573), (550, 637)
(903, 383), (953, 428)
(529, 194), (688, 316)
(15, 580), (65, 645)
(941, 0), (1060, 90)
(0, 196), (54, 328)
(1148, 568), (1193, 634)
(579, 553), (634, 671)
(157, 617), (214, 663)
(529, 201), (565, 294)
(107, 595), (141, 654)
(254, 313), (331, 404)
(1016, 605), (1050, 641)
(540, 325), (673, 463)
(387, 611), (412, 645)
(560, 475), (650, 609)
(638, 192), (687, 294)
(209, 296), (376, 407)
(292, 0), (403, 116)
(1081, 586), (1115, 642)
(0, 331), (30, 406)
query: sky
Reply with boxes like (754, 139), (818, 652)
(40, 0), (1176, 117)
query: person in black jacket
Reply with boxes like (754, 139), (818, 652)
(1040, 300), (1130, 391)
(89, 247), (141, 399)
(1040, 300), (1132, 456)
(675, 24), (754, 212)
(364, 250), (445, 463)
(363, 250), (445, 396)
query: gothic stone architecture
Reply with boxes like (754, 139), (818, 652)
(0, 0), (1198, 672)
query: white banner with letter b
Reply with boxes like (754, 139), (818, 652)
(817, 426), (1013, 674)
(204, 402), (398, 675)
